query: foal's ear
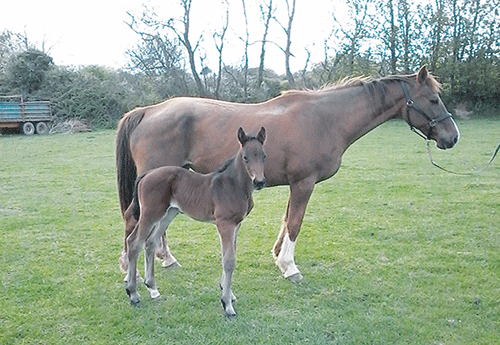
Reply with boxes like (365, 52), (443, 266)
(256, 127), (266, 144)
(417, 65), (428, 84)
(237, 127), (248, 145)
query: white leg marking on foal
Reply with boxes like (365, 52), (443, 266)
(276, 233), (300, 278)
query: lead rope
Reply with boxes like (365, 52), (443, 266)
(426, 140), (500, 175)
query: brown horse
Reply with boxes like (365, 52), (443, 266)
(117, 66), (460, 282)
(125, 127), (266, 316)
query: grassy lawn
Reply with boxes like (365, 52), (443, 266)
(1, 119), (499, 344)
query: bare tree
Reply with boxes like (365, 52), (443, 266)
(164, 0), (206, 96)
(300, 47), (311, 88)
(333, 0), (374, 75)
(213, 0), (230, 99)
(387, 0), (398, 74)
(276, 0), (296, 88)
(398, 0), (412, 73)
(240, 0), (250, 99)
(428, 0), (446, 72)
(258, 0), (274, 88)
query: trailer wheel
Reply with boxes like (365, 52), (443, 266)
(22, 122), (35, 135)
(36, 122), (49, 135)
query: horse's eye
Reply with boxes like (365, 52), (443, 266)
(243, 155), (249, 162)
(430, 98), (439, 104)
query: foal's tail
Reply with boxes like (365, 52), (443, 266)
(116, 108), (146, 216)
(131, 175), (146, 221)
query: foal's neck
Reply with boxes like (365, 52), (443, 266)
(227, 151), (253, 193)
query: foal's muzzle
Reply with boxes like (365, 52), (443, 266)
(253, 179), (266, 190)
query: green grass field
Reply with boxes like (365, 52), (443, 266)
(1, 119), (499, 344)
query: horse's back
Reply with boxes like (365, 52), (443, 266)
(130, 98), (260, 174)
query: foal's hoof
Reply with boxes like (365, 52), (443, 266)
(225, 312), (237, 319)
(126, 289), (141, 306)
(286, 272), (304, 283)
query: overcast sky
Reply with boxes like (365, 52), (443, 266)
(1, 0), (350, 74)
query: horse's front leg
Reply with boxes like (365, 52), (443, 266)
(273, 176), (315, 282)
(217, 221), (240, 317)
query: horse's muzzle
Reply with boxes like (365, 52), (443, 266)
(437, 134), (459, 150)
(253, 179), (266, 190)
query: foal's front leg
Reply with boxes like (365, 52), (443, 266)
(217, 221), (240, 317)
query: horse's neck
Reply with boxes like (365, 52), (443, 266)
(323, 83), (406, 148)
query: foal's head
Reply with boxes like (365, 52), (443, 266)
(237, 127), (266, 190)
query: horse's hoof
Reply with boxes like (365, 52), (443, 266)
(286, 272), (303, 283)
(163, 260), (181, 269)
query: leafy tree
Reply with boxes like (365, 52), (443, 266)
(1, 49), (53, 95)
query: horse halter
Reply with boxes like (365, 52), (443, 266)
(401, 81), (452, 140)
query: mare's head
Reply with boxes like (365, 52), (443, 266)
(237, 127), (267, 190)
(402, 66), (460, 149)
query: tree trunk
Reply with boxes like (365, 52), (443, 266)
(258, 0), (273, 88)
(284, 0), (296, 88)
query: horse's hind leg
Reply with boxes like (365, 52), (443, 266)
(217, 221), (240, 317)
(144, 208), (179, 300)
(273, 177), (315, 282)
(155, 225), (181, 268)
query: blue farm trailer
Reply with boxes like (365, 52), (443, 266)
(0, 95), (52, 135)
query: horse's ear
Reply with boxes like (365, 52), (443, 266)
(237, 127), (248, 145)
(256, 127), (266, 144)
(417, 65), (428, 84)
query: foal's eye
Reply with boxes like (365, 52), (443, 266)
(243, 155), (249, 162)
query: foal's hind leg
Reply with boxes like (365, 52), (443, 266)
(144, 208), (179, 300)
(120, 205), (138, 275)
(126, 220), (154, 306)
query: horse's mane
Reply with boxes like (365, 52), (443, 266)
(281, 71), (442, 96)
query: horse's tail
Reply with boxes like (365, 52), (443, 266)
(116, 108), (146, 216)
(131, 174), (145, 221)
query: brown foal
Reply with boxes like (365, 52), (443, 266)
(125, 127), (266, 317)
